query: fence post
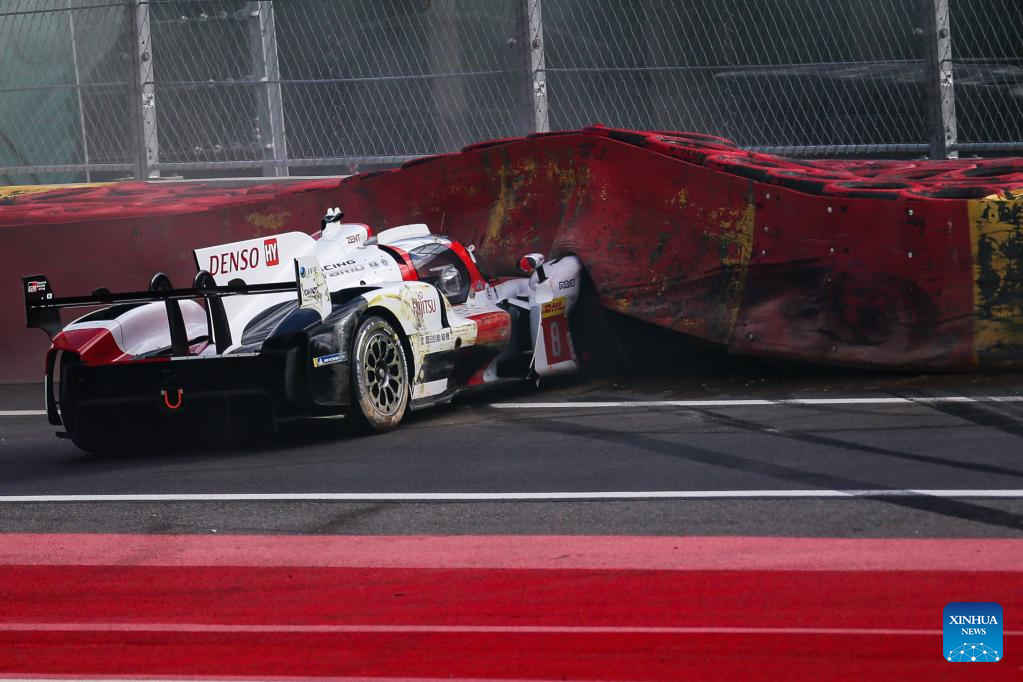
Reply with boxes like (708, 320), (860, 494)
(129, 0), (159, 178)
(922, 0), (958, 159)
(67, 0), (90, 182)
(248, 1), (289, 177)
(523, 0), (549, 133)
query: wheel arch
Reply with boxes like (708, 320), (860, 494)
(359, 305), (417, 379)
(355, 281), (446, 382)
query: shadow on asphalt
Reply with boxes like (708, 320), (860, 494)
(516, 413), (1023, 533)
(7, 313), (1023, 464)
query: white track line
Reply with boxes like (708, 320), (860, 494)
(6, 622), (1022, 636)
(0, 489), (1021, 503)
(0, 410), (45, 416)
(490, 395), (1023, 409)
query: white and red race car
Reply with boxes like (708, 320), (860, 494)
(23, 209), (584, 451)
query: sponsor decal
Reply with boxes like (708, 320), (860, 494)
(312, 352), (346, 368)
(944, 602), (1002, 662)
(420, 330), (452, 345)
(207, 238), (281, 275)
(538, 297), (572, 364)
(264, 238), (280, 266)
(323, 258), (385, 277)
(27, 280), (47, 293)
(324, 260), (360, 277)
(412, 293), (438, 319)
(540, 297), (566, 319)
(209, 246), (260, 275)
(347, 234), (361, 244)
(558, 278), (576, 290)
(542, 314), (572, 365)
(296, 256), (332, 319)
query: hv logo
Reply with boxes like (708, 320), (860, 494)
(264, 238), (280, 266)
(944, 602), (1002, 662)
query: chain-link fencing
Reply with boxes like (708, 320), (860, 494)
(149, 0), (534, 174)
(1, 0), (1021, 184)
(0, 0), (136, 182)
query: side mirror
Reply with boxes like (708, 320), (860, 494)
(321, 206), (344, 228)
(517, 253), (545, 275)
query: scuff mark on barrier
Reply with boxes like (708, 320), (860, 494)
(484, 159), (513, 251)
(970, 197), (1023, 364)
(720, 200), (755, 340)
(0, 182), (111, 200)
(245, 210), (292, 234)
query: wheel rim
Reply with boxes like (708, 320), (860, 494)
(362, 329), (405, 415)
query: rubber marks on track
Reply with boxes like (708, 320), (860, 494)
(3, 394), (1022, 418)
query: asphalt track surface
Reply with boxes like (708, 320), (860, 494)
(2, 364), (1023, 680)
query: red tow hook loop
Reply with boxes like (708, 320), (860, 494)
(161, 388), (183, 410)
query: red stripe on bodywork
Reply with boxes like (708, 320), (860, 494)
(52, 328), (128, 365)
(466, 310), (511, 350)
(377, 244), (418, 281)
(448, 241), (487, 289)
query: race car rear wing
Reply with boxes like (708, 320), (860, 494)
(23, 256), (331, 355)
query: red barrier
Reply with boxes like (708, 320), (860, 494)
(324, 129), (1021, 370)
(1, 180), (342, 383)
(4, 128), (1023, 382)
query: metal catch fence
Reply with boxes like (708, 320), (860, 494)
(1, 0), (1021, 183)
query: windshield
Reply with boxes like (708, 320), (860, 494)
(408, 242), (470, 304)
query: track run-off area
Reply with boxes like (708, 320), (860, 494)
(1, 369), (1023, 680)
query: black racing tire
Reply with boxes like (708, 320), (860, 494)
(71, 436), (129, 457)
(569, 272), (635, 376)
(67, 413), (130, 456)
(348, 315), (410, 433)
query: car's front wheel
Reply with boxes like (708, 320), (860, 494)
(349, 315), (410, 433)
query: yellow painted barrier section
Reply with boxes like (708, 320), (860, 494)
(969, 196), (1023, 363)
(0, 182), (110, 201)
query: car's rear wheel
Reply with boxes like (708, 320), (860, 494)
(349, 315), (410, 433)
